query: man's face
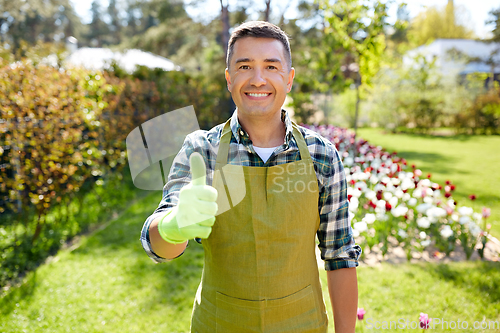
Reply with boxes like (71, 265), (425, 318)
(225, 37), (295, 120)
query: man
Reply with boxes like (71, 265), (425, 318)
(141, 21), (361, 333)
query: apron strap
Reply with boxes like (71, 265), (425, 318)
(215, 120), (232, 170)
(291, 122), (313, 162)
(215, 119), (312, 168)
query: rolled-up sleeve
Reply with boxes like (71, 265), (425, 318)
(316, 144), (361, 271)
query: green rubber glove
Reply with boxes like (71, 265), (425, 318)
(158, 152), (218, 244)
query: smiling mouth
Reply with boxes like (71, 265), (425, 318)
(245, 92), (271, 97)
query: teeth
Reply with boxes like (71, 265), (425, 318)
(247, 93), (269, 97)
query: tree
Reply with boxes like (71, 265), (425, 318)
(487, 6), (500, 42)
(86, 0), (109, 47)
(408, 0), (474, 47)
(316, 0), (389, 134)
(108, 0), (122, 45)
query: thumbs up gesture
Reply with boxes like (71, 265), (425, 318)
(158, 152), (218, 244)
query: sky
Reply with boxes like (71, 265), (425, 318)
(69, 0), (498, 39)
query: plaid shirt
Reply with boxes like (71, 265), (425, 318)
(140, 110), (361, 271)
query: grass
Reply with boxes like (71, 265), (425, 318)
(356, 128), (500, 239)
(1, 191), (499, 333)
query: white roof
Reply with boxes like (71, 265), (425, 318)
(403, 39), (500, 76)
(64, 48), (181, 73)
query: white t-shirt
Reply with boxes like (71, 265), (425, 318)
(253, 146), (279, 163)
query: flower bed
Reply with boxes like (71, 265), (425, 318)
(305, 124), (494, 261)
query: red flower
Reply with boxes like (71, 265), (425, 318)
(357, 308), (366, 320)
(450, 184), (456, 191)
(348, 194), (353, 201)
(385, 202), (392, 210)
(469, 194), (476, 201)
(445, 180), (451, 185)
(444, 192), (451, 198)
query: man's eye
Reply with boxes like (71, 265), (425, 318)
(239, 65), (250, 70)
(267, 65), (277, 70)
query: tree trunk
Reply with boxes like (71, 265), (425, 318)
(220, 0), (230, 57)
(264, 0), (271, 22)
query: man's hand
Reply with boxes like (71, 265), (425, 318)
(158, 152), (218, 244)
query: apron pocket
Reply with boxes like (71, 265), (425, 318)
(216, 291), (262, 333)
(263, 284), (325, 333)
(215, 285), (325, 333)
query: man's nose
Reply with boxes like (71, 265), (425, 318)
(250, 68), (266, 87)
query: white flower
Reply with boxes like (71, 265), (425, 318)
(374, 183), (386, 192)
(421, 240), (431, 247)
(419, 231), (427, 239)
(423, 196), (434, 204)
(376, 200), (387, 209)
(416, 203), (432, 214)
(353, 221), (368, 233)
(419, 179), (431, 188)
(401, 178), (415, 191)
(427, 207), (447, 219)
(365, 190), (376, 200)
(343, 156), (354, 166)
(433, 190), (441, 199)
(447, 199), (456, 208)
(468, 222), (481, 237)
(413, 188), (423, 198)
(407, 198), (417, 206)
(398, 229), (408, 238)
(458, 206), (473, 216)
(355, 182), (368, 192)
(389, 196), (399, 208)
(369, 175), (379, 184)
(440, 225), (454, 238)
(383, 192), (393, 201)
(417, 217), (431, 228)
(451, 213), (459, 222)
(391, 205), (408, 217)
(395, 189), (404, 198)
(348, 211), (355, 222)
(349, 197), (359, 212)
(472, 212), (482, 223)
(459, 216), (471, 225)
(362, 213), (376, 224)
(352, 229), (360, 238)
(348, 187), (362, 198)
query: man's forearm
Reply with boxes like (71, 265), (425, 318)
(327, 267), (358, 333)
(149, 215), (188, 259)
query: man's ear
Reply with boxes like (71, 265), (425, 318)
(286, 67), (295, 93)
(225, 68), (232, 92)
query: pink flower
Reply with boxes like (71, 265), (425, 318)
(357, 308), (366, 320)
(419, 313), (431, 329)
(482, 207), (491, 219)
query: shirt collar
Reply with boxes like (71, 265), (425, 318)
(229, 109), (294, 146)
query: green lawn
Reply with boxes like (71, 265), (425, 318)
(1, 192), (499, 333)
(356, 128), (500, 239)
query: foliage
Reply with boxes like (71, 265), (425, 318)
(454, 85), (500, 135)
(365, 54), (489, 133)
(0, 0), (82, 52)
(488, 6), (500, 42)
(408, 1), (474, 47)
(0, 51), (230, 288)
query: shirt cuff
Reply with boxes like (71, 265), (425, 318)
(323, 244), (362, 271)
(140, 211), (185, 263)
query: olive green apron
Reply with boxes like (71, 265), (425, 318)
(190, 120), (328, 333)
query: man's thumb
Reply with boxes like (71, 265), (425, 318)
(190, 152), (206, 186)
